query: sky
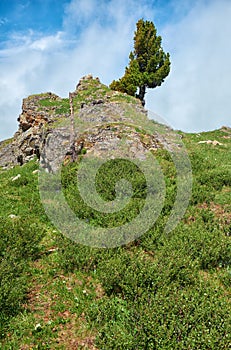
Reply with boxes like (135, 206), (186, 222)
(0, 0), (230, 141)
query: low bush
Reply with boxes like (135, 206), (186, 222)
(0, 217), (44, 335)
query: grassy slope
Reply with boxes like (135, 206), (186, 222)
(0, 126), (230, 349)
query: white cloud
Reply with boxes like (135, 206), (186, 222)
(147, 0), (231, 132)
(0, 0), (156, 140)
(30, 32), (64, 51)
(64, 0), (96, 24)
(0, 0), (230, 140)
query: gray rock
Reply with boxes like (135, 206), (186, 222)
(0, 75), (174, 172)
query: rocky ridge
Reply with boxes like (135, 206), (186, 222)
(0, 75), (171, 171)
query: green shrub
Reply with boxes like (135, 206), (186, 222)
(198, 169), (231, 190)
(0, 217), (44, 335)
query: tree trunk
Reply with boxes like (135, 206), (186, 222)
(136, 85), (146, 106)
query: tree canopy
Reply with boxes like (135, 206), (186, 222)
(110, 19), (171, 106)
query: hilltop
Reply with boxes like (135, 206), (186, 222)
(0, 77), (230, 349)
(0, 75), (163, 170)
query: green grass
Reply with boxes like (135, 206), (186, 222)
(37, 78), (140, 119)
(61, 158), (147, 229)
(39, 98), (70, 115)
(0, 127), (230, 349)
(110, 92), (138, 104)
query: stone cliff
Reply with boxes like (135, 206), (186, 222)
(0, 75), (171, 171)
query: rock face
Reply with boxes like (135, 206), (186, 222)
(15, 92), (70, 164)
(0, 139), (16, 168)
(0, 91), (69, 167)
(0, 75), (165, 170)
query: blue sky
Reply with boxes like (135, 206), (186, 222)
(0, 0), (230, 140)
(0, 1), (64, 38)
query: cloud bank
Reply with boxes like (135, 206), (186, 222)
(147, 0), (231, 132)
(0, 0), (230, 140)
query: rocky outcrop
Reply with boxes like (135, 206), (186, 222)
(0, 91), (69, 167)
(0, 139), (16, 168)
(18, 92), (60, 131)
(0, 75), (167, 171)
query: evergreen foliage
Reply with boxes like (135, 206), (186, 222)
(110, 19), (171, 105)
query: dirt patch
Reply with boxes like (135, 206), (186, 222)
(197, 202), (231, 223)
(210, 202), (231, 224)
(56, 313), (98, 350)
(207, 202), (230, 222)
(23, 265), (100, 349)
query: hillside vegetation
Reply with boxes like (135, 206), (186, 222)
(0, 97), (230, 347)
(0, 77), (231, 350)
